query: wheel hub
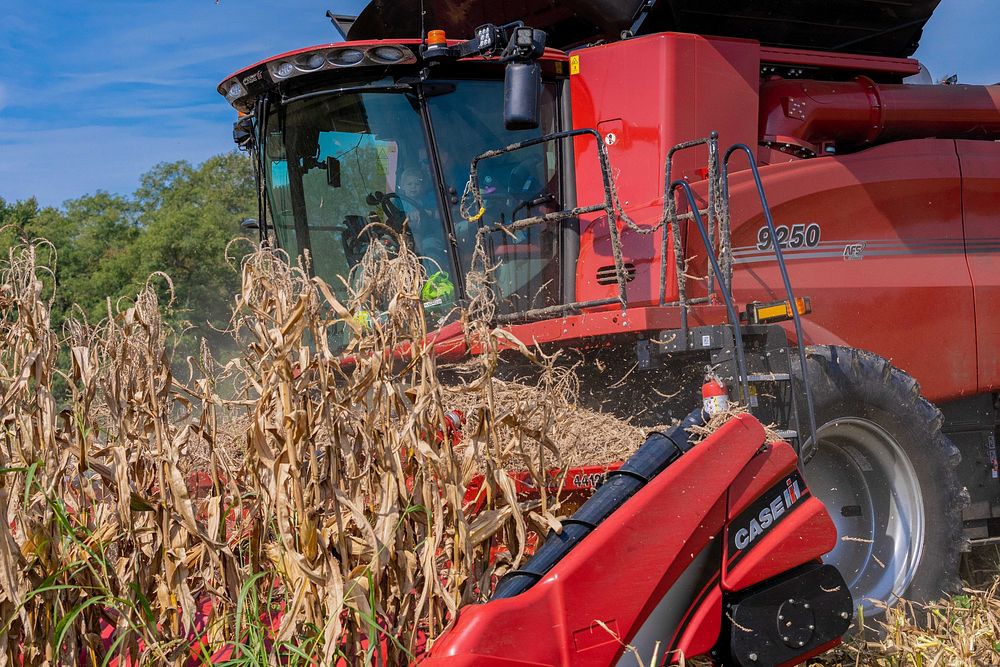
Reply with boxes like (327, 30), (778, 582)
(802, 417), (925, 617)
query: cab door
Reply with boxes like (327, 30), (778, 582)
(958, 140), (1000, 392)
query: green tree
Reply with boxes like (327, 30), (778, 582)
(0, 151), (256, 357)
(127, 152), (256, 355)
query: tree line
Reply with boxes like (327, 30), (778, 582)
(0, 152), (256, 359)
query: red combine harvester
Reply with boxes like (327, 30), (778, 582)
(219, 1), (1000, 663)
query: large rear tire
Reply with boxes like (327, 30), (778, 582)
(796, 346), (966, 623)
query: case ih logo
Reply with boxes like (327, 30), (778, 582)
(732, 474), (807, 553)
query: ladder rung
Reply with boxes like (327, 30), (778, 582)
(774, 429), (798, 441)
(747, 372), (790, 382)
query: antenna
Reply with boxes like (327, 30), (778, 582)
(420, 0), (427, 45)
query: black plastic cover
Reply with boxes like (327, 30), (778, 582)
(723, 563), (853, 666)
(504, 61), (542, 131)
(490, 408), (703, 599)
(348, 0), (940, 57)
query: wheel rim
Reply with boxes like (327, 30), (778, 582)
(802, 417), (925, 616)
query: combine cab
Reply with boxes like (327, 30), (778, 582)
(219, 1), (1000, 663)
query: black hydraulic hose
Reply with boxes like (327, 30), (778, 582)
(722, 145), (818, 459)
(491, 408), (704, 600)
(672, 180), (752, 405)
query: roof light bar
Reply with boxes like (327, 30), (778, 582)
(370, 45), (407, 64)
(224, 81), (245, 102)
(329, 48), (365, 67)
(218, 44), (419, 112)
(269, 45), (411, 80)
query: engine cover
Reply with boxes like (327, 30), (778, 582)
(720, 563), (852, 666)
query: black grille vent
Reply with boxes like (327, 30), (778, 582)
(596, 263), (636, 285)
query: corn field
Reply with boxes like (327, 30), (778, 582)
(0, 236), (590, 665)
(0, 236), (998, 666)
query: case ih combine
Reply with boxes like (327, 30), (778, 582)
(218, 1), (1000, 664)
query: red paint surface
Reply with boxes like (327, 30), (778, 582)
(725, 440), (799, 522)
(957, 139), (1000, 392)
(423, 417), (842, 665)
(727, 139), (976, 401)
(723, 496), (837, 591)
(570, 34), (759, 308)
(422, 415), (768, 666)
(669, 583), (723, 663)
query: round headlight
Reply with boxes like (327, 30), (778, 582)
(273, 61), (295, 79)
(296, 52), (326, 71)
(225, 80), (245, 101)
(370, 46), (406, 63)
(330, 49), (365, 66)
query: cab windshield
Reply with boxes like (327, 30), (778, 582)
(264, 82), (453, 303)
(262, 77), (560, 321)
(427, 79), (560, 314)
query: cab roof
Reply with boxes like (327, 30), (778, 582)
(349, 0), (941, 57)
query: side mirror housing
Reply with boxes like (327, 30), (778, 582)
(504, 61), (542, 131)
(503, 27), (547, 131)
(240, 218), (260, 231)
(233, 115), (255, 150)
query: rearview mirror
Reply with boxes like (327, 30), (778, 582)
(503, 27), (547, 131)
(327, 156), (342, 187)
(504, 61), (542, 131)
(233, 115), (254, 150)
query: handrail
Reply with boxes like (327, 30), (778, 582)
(463, 127), (629, 315)
(671, 180), (750, 404)
(659, 133), (723, 309)
(722, 144), (818, 457)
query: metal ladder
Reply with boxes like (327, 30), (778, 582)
(653, 133), (817, 455)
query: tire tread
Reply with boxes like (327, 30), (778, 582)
(802, 345), (967, 599)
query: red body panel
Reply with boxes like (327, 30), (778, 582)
(957, 140), (1000, 392)
(422, 417), (840, 666)
(726, 436), (799, 521)
(721, 436), (837, 590)
(569, 33), (760, 308)
(422, 415), (765, 666)
(669, 583), (722, 663)
(723, 496), (836, 591)
(727, 139), (976, 401)
(553, 34), (1000, 402)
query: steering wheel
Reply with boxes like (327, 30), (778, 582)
(366, 191), (409, 232)
(342, 213), (401, 265)
(386, 192), (427, 225)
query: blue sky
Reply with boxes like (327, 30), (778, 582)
(1, 1), (998, 207)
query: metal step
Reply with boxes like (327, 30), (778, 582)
(774, 429), (798, 441)
(747, 372), (790, 382)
